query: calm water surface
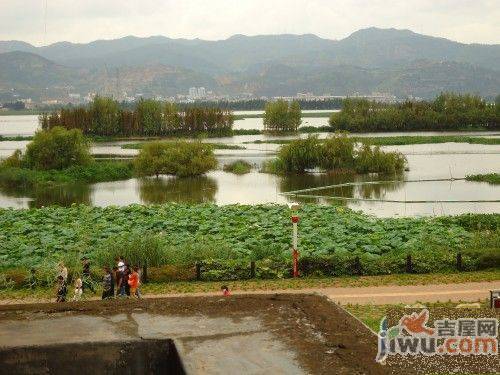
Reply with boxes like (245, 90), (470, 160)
(0, 114), (498, 217)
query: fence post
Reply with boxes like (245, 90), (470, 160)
(456, 253), (463, 271)
(406, 254), (413, 273)
(250, 261), (256, 278)
(195, 262), (202, 281)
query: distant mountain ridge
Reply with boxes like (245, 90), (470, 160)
(1, 28), (499, 101)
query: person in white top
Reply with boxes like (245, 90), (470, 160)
(58, 261), (68, 282)
(117, 256), (125, 272)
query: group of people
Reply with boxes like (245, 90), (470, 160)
(55, 256), (142, 302)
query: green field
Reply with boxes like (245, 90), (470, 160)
(0, 205), (497, 279)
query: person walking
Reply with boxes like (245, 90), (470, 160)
(119, 264), (130, 297)
(56, 276), (67, 303)
(81, 257), (95, 294)
(101, 266), (114, 300)
(57, 261), (68, 283)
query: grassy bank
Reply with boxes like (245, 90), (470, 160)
(234, 112), (335, 120)
(0, 109), (41, 116)
(122, 142), (245, 150)
(0, 135), (33, 141)
(245, 135), (500, 146)
(0, 161), (133, 188)
(466, 173), (500, 185)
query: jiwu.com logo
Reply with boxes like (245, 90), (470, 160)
(376, 309), (498, 363)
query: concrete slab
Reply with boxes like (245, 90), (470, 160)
(0, 295), (392, 374)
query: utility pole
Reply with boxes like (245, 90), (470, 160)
(290, 203), (300, 278)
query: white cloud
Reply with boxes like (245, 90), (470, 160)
(0, 0), (498, 45)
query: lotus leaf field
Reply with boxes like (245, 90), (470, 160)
(0, 205), (498, 280)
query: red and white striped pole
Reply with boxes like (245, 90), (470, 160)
(291, 214), (299, 278)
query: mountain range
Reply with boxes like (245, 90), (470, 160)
(1, 27), (499, 102)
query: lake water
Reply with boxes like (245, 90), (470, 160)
(0, 114), (498, 217)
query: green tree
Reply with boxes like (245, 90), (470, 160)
(24, 127), (92, 170)
(288, 100), (302, 131)
(89, 96), (121, 135)
(263, 99), (301, 132)
(136, 99), (163, 136)
(134, 141), (217, 178)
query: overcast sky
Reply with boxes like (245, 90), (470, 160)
(1, 0), (499, 46)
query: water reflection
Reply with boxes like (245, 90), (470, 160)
(279, 172), (406, 205)
(0, 183), (91, 208)
(138, 176), (217, 204)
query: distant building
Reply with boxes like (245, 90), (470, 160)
(188, 87), (207, 100)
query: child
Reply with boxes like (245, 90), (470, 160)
(101, 267), (114, 300)
(56, 276), (67, 303)
(221, 285), (231, 297)
(128, 266), (140, 298)
(73, 277), (83, 301)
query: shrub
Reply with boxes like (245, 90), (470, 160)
(134, 141), (217, 178)
(24, 127), (92, 170)
(277, 136), (321, 172)
(1, 149), (23, 168)
(355, 144), (406, 174)
(318, 132), (356, 170)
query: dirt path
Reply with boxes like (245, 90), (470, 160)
(1, 280), (499, 305)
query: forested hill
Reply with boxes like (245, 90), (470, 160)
(1, 28), (499, 100)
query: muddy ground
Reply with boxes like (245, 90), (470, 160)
(0, 294), (394, 374)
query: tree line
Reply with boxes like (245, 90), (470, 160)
(329, 93), (499, 132)
(39, 97), (234, 137)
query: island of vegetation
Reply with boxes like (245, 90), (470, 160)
(223, 160), (253, 175)
(466, 173), (500, 185)
(329, 93), (499, 132)
(0, 127), (219, 190)
(262, 133), (406, 175)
